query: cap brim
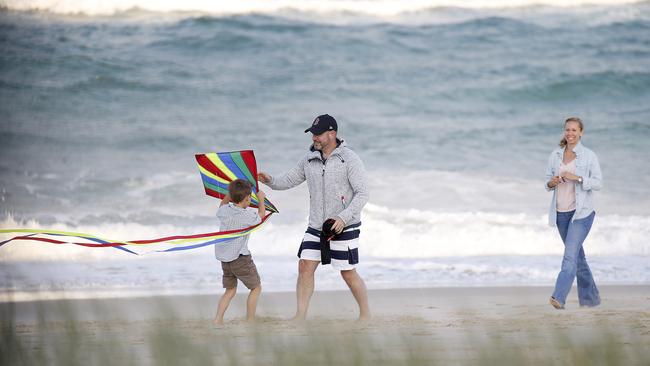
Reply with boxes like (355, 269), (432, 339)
(305, 128), (326, 134)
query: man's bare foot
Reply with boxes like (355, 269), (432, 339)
(213, 319), (225, 327)
(289, 314), (306, 323)
(357, 313), (372, 323)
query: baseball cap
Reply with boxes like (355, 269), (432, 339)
(304, 114), (338, 135)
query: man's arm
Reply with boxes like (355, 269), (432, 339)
(258, 157), (306, 190)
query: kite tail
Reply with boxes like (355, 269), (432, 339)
(0, 213), (273, 255)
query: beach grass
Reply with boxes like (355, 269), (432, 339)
(2, 295), (649, 366)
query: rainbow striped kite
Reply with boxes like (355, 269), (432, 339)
(0, 150), (277, 255)
(195, 150), (278, 213)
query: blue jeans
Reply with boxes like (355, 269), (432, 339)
(552, 210), (600, 307)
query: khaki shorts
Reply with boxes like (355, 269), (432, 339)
(221, 255), (261, 290)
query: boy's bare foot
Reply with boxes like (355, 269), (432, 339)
(213, 319), (225, 327)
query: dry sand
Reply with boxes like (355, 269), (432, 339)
(2, 285), (649, 365)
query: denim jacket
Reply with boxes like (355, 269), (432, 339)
(545, 141), (602, 227)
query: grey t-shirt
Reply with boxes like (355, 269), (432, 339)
(215, 203), (262, 262)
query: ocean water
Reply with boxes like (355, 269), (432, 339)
(1, 0), (649, 301)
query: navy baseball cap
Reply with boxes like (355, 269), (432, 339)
(304, 114), (338, 135)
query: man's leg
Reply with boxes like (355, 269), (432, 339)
(246, 285), (261, 322)
(214, 287), (237, 325)
(340, 269), (371, 321)
(294, 259), (319, 321)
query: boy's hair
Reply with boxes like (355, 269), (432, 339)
(228, 179), (253, 204)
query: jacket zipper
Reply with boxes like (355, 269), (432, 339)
(313, 151), (344, 228)
(321, 158), (326, 225)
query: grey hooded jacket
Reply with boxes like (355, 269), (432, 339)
(267, 139), (369, 230)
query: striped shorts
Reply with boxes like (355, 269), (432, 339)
(297, 223), (361, 270)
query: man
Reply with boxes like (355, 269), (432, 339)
(258, 114), (371, 321)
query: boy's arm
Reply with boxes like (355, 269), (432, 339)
(256, 190), (266, 219)
(220, 194), (231, 207)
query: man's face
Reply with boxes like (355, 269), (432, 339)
(312, 130), (336, 151)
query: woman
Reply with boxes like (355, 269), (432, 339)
(545, 117), (602, 309)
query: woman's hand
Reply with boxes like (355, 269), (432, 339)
(561, 172), (581, 182)
(547, 176), (562, 188)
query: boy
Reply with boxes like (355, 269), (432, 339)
(214, 179), (265, 325)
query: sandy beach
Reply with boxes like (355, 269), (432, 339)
(3, 2), (650, 365)
(3, 285), (649, 365)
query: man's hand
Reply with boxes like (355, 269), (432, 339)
(258, 172), (271, 184)
(330, 217), (345, 234)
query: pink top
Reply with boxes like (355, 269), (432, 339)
(556, 159), (576, 212)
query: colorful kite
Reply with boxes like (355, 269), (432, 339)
(195, 150), (278, 213)
(0, 150), (277, 255)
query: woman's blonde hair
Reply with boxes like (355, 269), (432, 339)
(559, 117), (584, 147)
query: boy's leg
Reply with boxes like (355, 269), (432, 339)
(215, 261), (238, 325)
(214, 287), (237, 325)
(232, 255), (262, 322)
(294, 259), (319, 321)
(341, 269), (371, 321)
(246, 285), (262, 322)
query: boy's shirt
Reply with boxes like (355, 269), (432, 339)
(215, 203), (262, 262)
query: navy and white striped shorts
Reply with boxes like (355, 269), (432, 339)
(297, 223), (361, 270)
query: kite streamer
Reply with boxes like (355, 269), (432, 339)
(0, 214), (271, 254)
(0, 150), (277, 254)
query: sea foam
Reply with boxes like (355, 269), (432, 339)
(2, 202), (649, 261)
(3, 0), (644, 17)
